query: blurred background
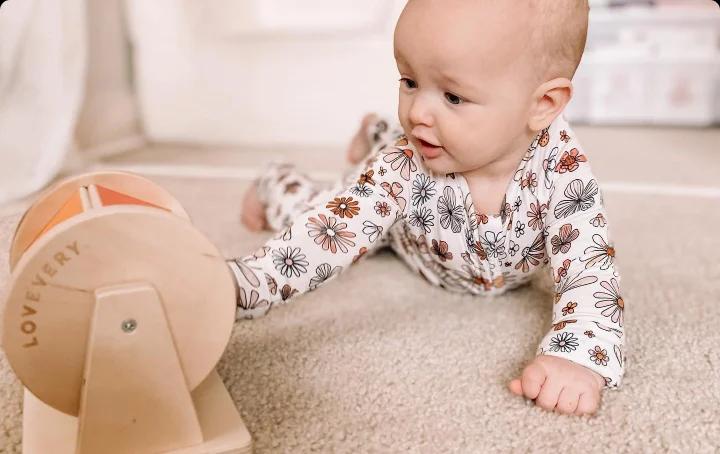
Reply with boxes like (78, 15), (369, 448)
(0, 0), (719, 206)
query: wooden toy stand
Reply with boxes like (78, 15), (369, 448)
(1, 172), (252, 454)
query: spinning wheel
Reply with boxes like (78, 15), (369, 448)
(1, 172), (252, 453)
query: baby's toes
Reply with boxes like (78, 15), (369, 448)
(241, 188), (268, 231)
(241, 210), (265, 232)
(555, 388), (580, 415)
(361, 112), (380, 133)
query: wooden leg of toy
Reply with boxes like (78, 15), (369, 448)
(76, 283), (205, 453)
(22, 373), (252, 454)
(172, 371), (253, 454)
(22, 388), (78, 454)
(21, 283), (252, 454)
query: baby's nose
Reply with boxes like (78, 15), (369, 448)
(408, 93), (434, 127)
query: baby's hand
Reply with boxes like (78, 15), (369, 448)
(508, 355), (604, 416)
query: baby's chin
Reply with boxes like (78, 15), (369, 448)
(424, 156), (502, 179)
(405, 135), (475, 176)
(419, 152), (460, 176)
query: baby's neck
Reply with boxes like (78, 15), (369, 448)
(461, 130), (536, 217)
(461, 131), (534, 184)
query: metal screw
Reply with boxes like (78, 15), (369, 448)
(121, 319), (137, 333)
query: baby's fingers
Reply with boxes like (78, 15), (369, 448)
(554, 388), (580, 415)
(508, 378), (523, 396)
(575, 391), (600, 416)
(535, 378), (563, 411)
(520, 363), (546, 400)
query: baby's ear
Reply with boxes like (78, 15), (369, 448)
(528, 78), (573, 132)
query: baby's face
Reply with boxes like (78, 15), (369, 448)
(394, 0), (542, 176)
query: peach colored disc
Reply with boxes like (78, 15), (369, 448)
(10, 171), (189, 270)
(2, 206), (236, 416)
(33, 189), (85, 243)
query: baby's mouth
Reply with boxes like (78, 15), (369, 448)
(415, 137), (444, 159)
(418, 138), (439, 148)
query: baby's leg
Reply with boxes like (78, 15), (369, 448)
(346, 114), (404, 165)
(249, 162), (334, 233)
(248, 156), (377, 233)
(242, 114), (403, 232)
(245, 140), (391, 234)
(346, 113), (381, 165)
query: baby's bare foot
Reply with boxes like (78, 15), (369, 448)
(241, 184), (269, 232)
(346, 113), (380, 165)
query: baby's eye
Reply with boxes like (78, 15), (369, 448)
(445, 92), (462, 105)
(399, 78), (417, 89)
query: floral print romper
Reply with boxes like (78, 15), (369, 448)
(229, 115), (625, 388)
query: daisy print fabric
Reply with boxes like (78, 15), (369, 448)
(229, 115), (625, 389)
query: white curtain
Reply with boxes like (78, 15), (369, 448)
(0, 0), (87, 205)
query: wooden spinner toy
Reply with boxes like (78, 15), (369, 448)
(1, 171), (252, 453)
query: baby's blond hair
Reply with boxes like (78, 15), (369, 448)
(529, 0), (590, 80)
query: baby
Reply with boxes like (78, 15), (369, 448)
(233, 0), (624, 417)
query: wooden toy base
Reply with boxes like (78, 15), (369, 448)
(22, 371), (252, 454)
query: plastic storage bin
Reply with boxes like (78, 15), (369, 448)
(566, 7), (720, 126)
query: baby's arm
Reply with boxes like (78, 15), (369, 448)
(231, 134), (410, 319)
(539, 172), (624, 388)
(510, 149), (624, 415)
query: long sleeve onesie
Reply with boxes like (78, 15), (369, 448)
(229, 115), (625, 388)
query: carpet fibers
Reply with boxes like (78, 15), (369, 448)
(1, 173), (719, 453)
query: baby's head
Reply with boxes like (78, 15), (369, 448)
(394, 0), (589, 175)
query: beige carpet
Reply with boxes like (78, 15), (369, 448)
(2, 143), (720, 452)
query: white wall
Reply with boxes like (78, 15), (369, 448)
(125, 1), (720, 149)
(126, 0), (406, 148)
